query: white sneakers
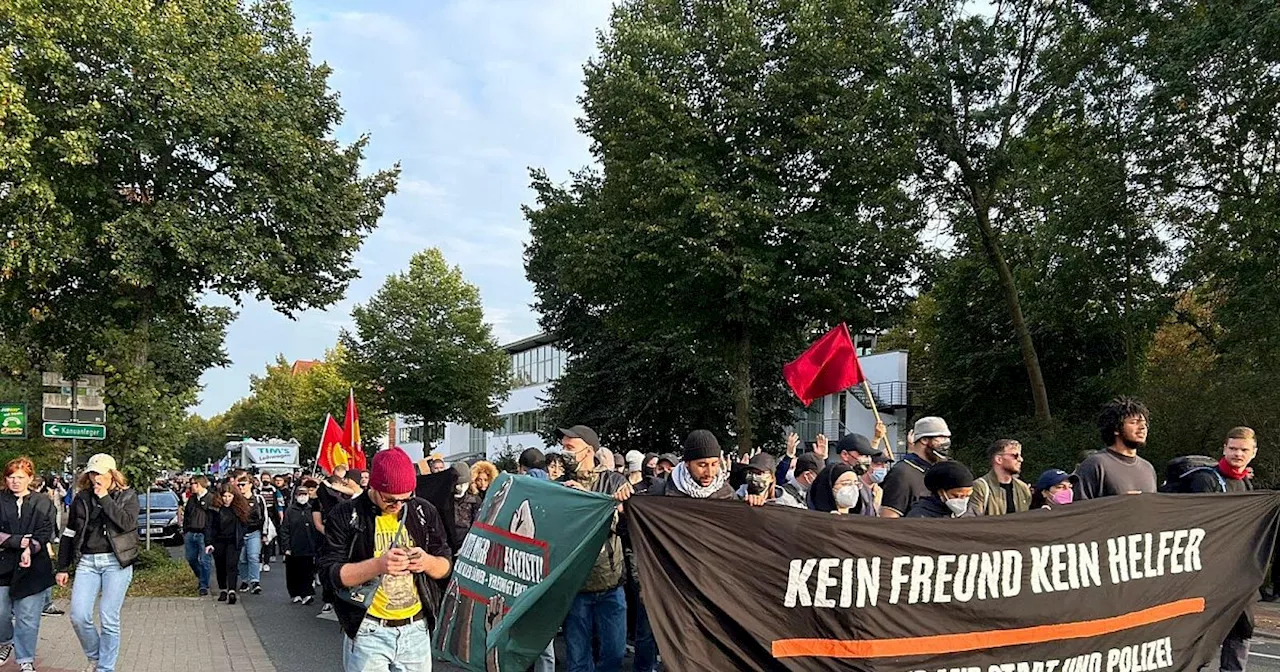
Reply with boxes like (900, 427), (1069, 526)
(291, 596), (302, 604)
(0, 643), (14, 665)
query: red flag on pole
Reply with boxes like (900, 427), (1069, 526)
(343, 389), (366, 470)
(783, 323), (866, 406)
(317, 414), (348, 475)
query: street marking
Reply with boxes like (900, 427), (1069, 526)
(1251, 651), (1280, 660)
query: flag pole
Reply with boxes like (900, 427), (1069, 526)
(312, 413), (330, 477)
(860, 380), (895, 461)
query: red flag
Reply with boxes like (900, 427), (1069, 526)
(317, 414), (349, 475)
(783, 323), (866, 405)
(343, 389), (366, 470)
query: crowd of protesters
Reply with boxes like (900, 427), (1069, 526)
(18, 394), (1241, 672)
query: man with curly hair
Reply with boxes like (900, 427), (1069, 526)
(1075, 397), (1158, 499)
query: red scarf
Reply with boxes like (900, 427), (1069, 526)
(1218, 457), (1250, 481)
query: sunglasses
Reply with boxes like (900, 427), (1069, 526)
(380, 494), (413, 506)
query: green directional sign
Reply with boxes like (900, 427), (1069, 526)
(43, 422), (106, 441)
(0, 404), (26, 439)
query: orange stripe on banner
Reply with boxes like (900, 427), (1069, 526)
(772, 597), (1204, 659)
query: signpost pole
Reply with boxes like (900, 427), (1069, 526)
(71, 380), (78, 474)
(145, 491), (152, 550)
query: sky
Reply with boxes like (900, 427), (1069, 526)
(194, 0), (614, 417)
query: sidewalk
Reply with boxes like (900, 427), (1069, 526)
(32, 596), (274, 672)
(1258, 599), (1280, 638)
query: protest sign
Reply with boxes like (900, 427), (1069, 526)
(628, 493), (1280, 672)
(434, 473), (618, 671)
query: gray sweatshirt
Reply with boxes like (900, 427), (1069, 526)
(1074, 448), (1158, 499)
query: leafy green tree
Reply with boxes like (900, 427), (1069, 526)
(526, 0), (923, 451)
(219, 348), (387, 460)
(341, 249), (511, 430)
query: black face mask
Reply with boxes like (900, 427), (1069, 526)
(929, 438), (953, 461)
(642, 465), (655, 478)
(745, 472), (773, 496)
(851, 460), (871, 476)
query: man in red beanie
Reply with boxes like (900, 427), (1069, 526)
(317, 447), (452, 672)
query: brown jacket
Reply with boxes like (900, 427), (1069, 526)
(969, 470), (1031, 516)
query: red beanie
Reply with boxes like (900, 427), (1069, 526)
(370, 447), (416, 494)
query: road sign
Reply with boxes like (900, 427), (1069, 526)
(41, 373), (105, 389)
(42, 422), (106, 441)
(0, 404), (26, 439)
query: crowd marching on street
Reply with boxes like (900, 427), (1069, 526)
(0, 396), (1263, 672)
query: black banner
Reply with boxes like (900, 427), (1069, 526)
(627, 493), (1280, 672)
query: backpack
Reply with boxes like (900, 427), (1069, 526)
(1159, 455), (1225, 493)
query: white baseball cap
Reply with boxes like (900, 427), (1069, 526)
(85, 453), (117, 475)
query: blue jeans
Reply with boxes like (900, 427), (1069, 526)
(239, 532), (261, 584)
(634, 596), (658, 672)
(533, 640), (555, 672)
(184, 532), (212, 591)
(0, 586), (49, 664)
(69, 553), (133, 672)
(342, 616), (432, 672)
(564, 587), (626, 672)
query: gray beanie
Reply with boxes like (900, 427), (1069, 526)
(452, 462), (471, 484)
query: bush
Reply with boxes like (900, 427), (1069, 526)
(954, 417), (1099, 484)
(133, 546), (176, 572)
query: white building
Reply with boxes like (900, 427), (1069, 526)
(393, 334), (565, 463)
(391, 332), (917, 464)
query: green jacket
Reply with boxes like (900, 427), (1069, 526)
(969, 470), (1031, 516)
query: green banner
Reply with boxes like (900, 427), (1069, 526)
(434, 473), (617, 671)
(0, 404), (26, 439)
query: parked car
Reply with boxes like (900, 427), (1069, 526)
(137, 489), (182, 546)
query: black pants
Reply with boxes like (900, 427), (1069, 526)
(212, 539), (242, 591)
(285, 555), (315, 598)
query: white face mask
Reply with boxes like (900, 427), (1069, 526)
(945, 497), (969, 516)
(295, 495), (309, 506)
(835, 485), (860, 509)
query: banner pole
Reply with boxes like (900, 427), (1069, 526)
(311, 414), (329, 477)
(860, 379), (895, 461)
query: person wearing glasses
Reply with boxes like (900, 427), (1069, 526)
(55, 454), (139, 672)
(968, 439), (1031, 516)
(233, 477), (267, 595)
(317, 447), (451, 672)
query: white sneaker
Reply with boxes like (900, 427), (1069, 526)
(0, 643), (14, 665)
(81, 662), (97, 672)
(19, 661), (36, 672)
(291, 596), (301, 604)
(261, 563), (270, 572)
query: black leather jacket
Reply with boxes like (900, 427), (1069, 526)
(57, 489), (140, 570)
(316, 493), (452, 640)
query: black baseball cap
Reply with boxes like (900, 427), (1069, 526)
(794, 453), (824, 477)
(657, 453), (678, 467)
(836, 433), (883, 459)
(557, 425), (600, 449)
(747, 452), (778, 474)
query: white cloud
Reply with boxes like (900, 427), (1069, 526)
(196, 0), (609, 415)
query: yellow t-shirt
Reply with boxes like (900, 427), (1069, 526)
(367, 513), (422, 620)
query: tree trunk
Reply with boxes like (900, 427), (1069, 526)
(731, 330), (754, 453)
(970, 198), (1052, 422)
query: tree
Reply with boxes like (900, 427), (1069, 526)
(341, 249), (511, 430)
(526, 0), (923, 451)
(0, 0), (396, 381)
(219, 347), (387, 462)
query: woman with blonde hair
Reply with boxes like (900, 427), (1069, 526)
(470, 461), (499, 500)
(55, 454), (139, 672)
(0, 457), (57, 672)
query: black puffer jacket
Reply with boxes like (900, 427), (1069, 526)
(57, 489), (140, 570)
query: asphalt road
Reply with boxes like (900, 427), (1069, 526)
(1244, 636), (1280, 672)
